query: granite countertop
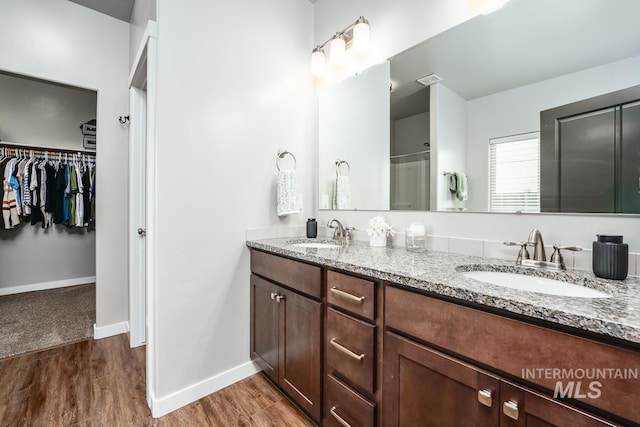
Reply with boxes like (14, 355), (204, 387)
(247, 237), (640, 345)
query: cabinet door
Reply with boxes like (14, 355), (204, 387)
(279, 287), (323, 421)
(383, 332), (500, 427)
(250, 274), (280, 382)
(499, 382), (617, 427)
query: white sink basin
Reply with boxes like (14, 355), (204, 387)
(291, 242), (341, 249)
(461, 271), (611, 298)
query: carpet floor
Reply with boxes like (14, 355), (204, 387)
(0, 284), (95, 360)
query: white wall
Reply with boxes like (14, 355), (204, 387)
(130, 0), (157, 67)
(152, 0), (313, 408)
(0, 0), (130, 327)
(0, 73), (96, 149)
(318, 62), (390, 210)
(432, 83), (467, 211)
(314, 0), (640, 256)
(0, 72), (96, 289)
(466, 54), (640, 211)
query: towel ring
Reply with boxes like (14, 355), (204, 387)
(335, 159), (350, 176)
(276, 149), (296, 171)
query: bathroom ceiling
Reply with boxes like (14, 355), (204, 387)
(390, 0), (640, 100)
(69, 0), (135, 22)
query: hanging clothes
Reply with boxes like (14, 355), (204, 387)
(0, 145), (96, 232)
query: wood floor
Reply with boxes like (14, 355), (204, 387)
(0, 334), (316, 426)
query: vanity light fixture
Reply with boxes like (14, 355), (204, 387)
(311, 16), (370, 76)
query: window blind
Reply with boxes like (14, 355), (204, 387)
(489, 133), (540, 212)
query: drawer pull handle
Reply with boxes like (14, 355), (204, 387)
(330, 406), (352, 427)
(330, 287), (365, 303)
(477, 389), (492, 407)
(503, 400), (519, 420)
(330, 338), (365, 361)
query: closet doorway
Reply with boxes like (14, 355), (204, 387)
(0, 70), (97, 359)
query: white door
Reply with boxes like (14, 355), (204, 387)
(129, 86), (147, 347)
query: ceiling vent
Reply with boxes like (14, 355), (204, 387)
(417, 73), (443, 86)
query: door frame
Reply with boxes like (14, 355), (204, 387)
(128, 20), (157, 411)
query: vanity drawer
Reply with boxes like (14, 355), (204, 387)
(250, 250), (321, 299)
(327, 308), (376, 394)
(327, 270), (375, 320)
(325, 374), (375, 427)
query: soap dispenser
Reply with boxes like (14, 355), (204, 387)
(592, 235), (628, 280)
(306, 218), (317, 238)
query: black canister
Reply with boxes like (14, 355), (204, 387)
(306, 218), (317, 238)
(592, 234), (628, 280)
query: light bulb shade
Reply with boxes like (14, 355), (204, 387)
(311, 48), (326, 76)
(329, 34), (346, 65)
(352, 21), (370, 53)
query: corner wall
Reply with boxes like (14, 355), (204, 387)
(0, 0), (130, 329)
(151, 0), (313, 413)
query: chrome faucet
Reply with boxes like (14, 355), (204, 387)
(527, 229), (547, 261)
(504, 229), (582, 270)
(327, 219), (347, 241)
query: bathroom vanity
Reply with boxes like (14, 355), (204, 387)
(247, 238), (640, 426)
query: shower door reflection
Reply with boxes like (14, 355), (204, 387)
(390, 151), (430, 211)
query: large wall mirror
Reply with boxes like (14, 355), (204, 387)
(317, 0), (640, 214)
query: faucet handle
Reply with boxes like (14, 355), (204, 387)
(550, 245), (583, 269)
(503, 241), (530, 263)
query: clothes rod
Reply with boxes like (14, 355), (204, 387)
(0, 142), (95, 156)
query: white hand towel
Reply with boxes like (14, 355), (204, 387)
(332, 175), (352, 209)
(455, 172), (468, 201)
(276, 169), (301, 216)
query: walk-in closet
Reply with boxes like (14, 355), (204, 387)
(0, 70), (97, 359)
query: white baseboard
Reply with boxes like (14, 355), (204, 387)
(150, 361), (261, 418)
(0, 276), (96, 296)
(93, 321), (129, 339)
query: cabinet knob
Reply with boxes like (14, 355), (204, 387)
(275, 295), (285, 303)
(477, 389), (493, 407)
(503, 400), (519, 420)
(270, 292), (277, 300)
(329, 406), (352, 427)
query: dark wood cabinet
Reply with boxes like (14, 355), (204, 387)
(250, 250), (323, 422)
(250, 249), (635, 426)
(383, 331), (500, 427)
(250, 274), (280, 382)
(323, 271), (381, 426)
(278, 286), (322, 421)
(499, 381), (618, 427)
(384, 332), (617, 427)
